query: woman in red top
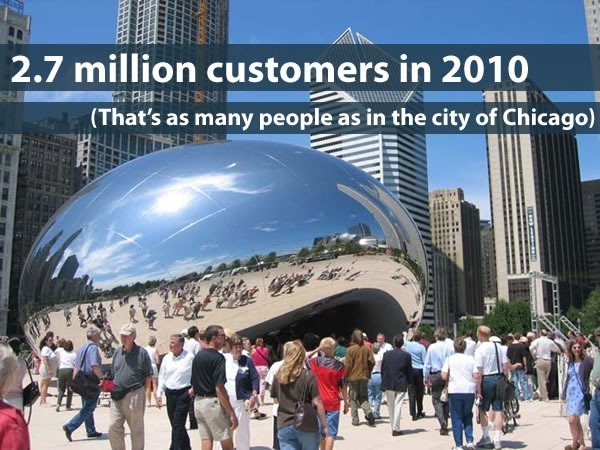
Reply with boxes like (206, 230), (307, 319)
(251, 337), (269, 416)
(0, 344), (31, 450)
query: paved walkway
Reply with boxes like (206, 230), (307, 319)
(29, 391), (585, 449)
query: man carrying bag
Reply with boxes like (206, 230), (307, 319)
(62, 326), (104, 442)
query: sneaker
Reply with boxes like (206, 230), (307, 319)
(87, 431), (102, 438)
(452, 447), (464, 450)
(493, 442), (502, 450)
(440, 427), (449, 436)
(352, 420), (360, 426)
(465, 443), (476, 450)
(366, 412), (375, 426)
(62, 425), (72, 442)
(475, 437), (494, 449)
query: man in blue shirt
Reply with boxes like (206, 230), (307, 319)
(423, 327), (454, 435)
(405, 331), (427, 421)
(62, 326), (104, 442)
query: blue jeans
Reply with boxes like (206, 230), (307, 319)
(590, 390), (600, 450)
(65, 390), (100, 435)
(511, 369), (530, 401)
(368, 373), (382, 416)
(448, 393), (474, 448)
(278, 424), (320, 450)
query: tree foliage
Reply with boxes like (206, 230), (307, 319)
(482, 300), (531, 336)
(418, 323), (434, 342)
(459, 315), (479, 337)
(581, 288), (600, 335)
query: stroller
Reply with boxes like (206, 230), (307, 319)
(98, 370), (115, 407)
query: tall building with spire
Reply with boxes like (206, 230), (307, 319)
(310, 29), (434, 323)
(0, 0), (30, 334)
(78, 0), (229, 185)
(484, 83), (587, 315)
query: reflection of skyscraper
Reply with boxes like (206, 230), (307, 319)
(485, 83), (587, 313)
(311, 29), (433, 322)
(347, 223), (371, 237)
(0, 0), (30, 335)
(429, 188), (483, 322)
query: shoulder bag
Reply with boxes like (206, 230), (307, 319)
(440, 356), (449, 402)
(293, 370), (318, 432)
(23, 358), (40, 408)
(493, 343), (515, 402)
(571, 362), (592, 412)
(70, 344), (100, 398)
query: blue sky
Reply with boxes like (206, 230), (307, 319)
(22, 0), (600, 219)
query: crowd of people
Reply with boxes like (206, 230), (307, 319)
(1, 322), (600, 450)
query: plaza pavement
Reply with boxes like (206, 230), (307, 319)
(29, 389), (583, 450)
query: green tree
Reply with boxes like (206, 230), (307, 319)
(202, 265), (213, 275)
(216, 263), (227, 272)
(564, 306), (582, 331)
(581, 288), (600, 335)
(265, 252), (277, 263)
(482, 299), (531, 336)
(313, 244), (325, 255)
(459, 315), (479, 337)
(230, 259), (241, 269)
(298, 247), (309, 258)
(418, 323), (434, 342)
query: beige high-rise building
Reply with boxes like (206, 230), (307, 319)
(429, 188), (483, 324)
(583, 0), (600, 103)
(485, 84), (587, 315)
(0, 0), (30, 335)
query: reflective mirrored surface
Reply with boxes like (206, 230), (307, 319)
(19, 140), (427, 350)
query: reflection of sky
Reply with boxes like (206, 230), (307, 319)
(33, 141), (425, 290)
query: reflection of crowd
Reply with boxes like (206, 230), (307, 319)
(268, 269), (313, 296)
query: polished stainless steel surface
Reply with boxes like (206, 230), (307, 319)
(19, 140), (427, 348)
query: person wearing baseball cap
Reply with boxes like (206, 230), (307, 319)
(109, 323), (153, 450)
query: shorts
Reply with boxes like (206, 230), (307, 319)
(481, 374), (503, 412)
(151, 364), (158, 378)
(194, 397), (233, 442)
(318, 410), (340, 438)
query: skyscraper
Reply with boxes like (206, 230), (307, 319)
(583, 0), (600, 103)
(485, 83), (588, 315)
(310, 29), (433, 323)
(584, 0), (600, 44)
(78, 0), (229, 185)
(480, 220), (498, 301)
(429, 188), (483, 322)
(8, 118), (77, 335)
(582, 180), (600, 289)
(0, 0), (30, 334)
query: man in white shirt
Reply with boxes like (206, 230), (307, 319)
(156, 334), (194, 450)
(183, 326), (201, 356)
(529, 329), (560, 401)
(474, 326), (508, 450)
(376, 333), (394, 354)
(464, 330), (476, 357)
